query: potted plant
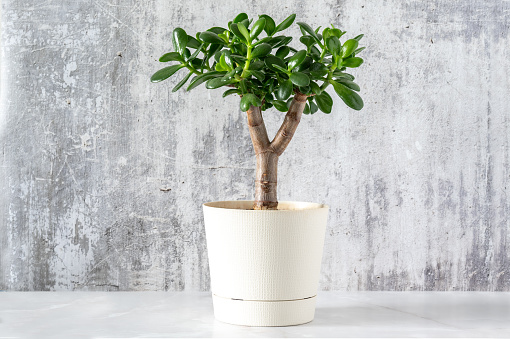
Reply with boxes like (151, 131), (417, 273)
(151, 13), (365, 326)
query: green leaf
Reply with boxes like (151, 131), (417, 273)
(237, 23), (251, 43)
(159, 52), (183, 62)
(326, 36), (341, 56)
(248, 60), (264, 70)
(293, 56), (312, 72)
(267, 36), (287, 47)
(309, 100), (318, 114)
(315, 91), (333, 113)
(264, 55), (287, 73)
(199, 31), (225, 44)
(309, 81), (322, 95)
(187, 35), (201, 49)
(173, 28), (188, 55)
(188, 44), (204, 61)
(248, 70), (265, 81)
(172, 71), (193, 92)
(331, 81), (364, 110)
(207, 27), (228, 35)
(341, 39), (359, 58)
(259, 15), (276, 36)
(354, 34), (364, 41)
(303, 103), (311, 114)
(276, 79), (293, 100)
(205, 77), (233, 89)
(273, 100), (289, 112)
(240, 93), (262, 111)
(296, 22), (321, 45)
(151, 64), (186, 83)
(353, 47), (366, 55)
(336, 79), (360, 91)
(342, 57), (364, 68)
(289, 72), (310, 86)
(186, 71), (223, 91)
(230, 24), (247, 43)
(233, 13), (248, 23)
(300, 35), (316, 48)
(273, 36), (292, 48)
(250, 17), (266, 40)
(251, 43), (272, 58)
(223, 88), (241, 97)
(272, 64), (290, 74)
(275, 46), (290, 59)
(275, 14), (296, 33)
(207, 43), (222, 58)
(287, 50), (307, 70)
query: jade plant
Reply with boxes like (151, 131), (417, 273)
(151, 13), (365, 210)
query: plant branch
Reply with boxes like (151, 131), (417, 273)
(246, 105), (270, 155)
(270, 91), (307, 156)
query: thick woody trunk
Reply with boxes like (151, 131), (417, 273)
(245, 92), (308, 210)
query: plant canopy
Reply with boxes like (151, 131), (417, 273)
(151, 13), (366, 113)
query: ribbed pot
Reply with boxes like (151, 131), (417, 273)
(203, 200), (328, 326)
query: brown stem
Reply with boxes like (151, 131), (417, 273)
(245, 93), (307, 210)
(271, 92), (307, 156)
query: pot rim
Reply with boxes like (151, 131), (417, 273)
(203, 200), (328, 211)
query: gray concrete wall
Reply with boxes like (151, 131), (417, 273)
(0, 0), (509, 291)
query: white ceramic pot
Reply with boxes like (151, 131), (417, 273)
(203, 200), (329, 326)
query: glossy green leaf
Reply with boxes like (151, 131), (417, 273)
(273, 36), (292, 48)
(275, 46), (290, 59)
(310, 81), (322, 95)
(354, 34), (364, 41)
(296, 22), (321, 45)
(336, 79), (360, 91)
(230, 24), (247, 43)
(315, 91), (333, 113)
(207, 27), (228, 35)
(342, 57), (364, 68)
(293, 56), (312, 72)
(272, 64), (290, 74)
(207, 43), (222, 58)
(172, 71), (193, 92)
(250, 18), (266, 39)
(151, 64), (185, 83)
(205, 77), (233, 89)
(248, 60), (264, 70)
(276, 79), (293, 100)
(275, 14), (296, 33)
(187, 35), (201, 49)
(326, 36), (341, 56)
(331, 81), (364, 110)
(264, 55), (287, 73)
(303, 102), (311, 114)
(341, 39), (359, 58)
(186, 71), (223, 91)
(188, 44), (204, 60)
(299, 35), (315, 48)
(259, 14), (276, 36)
(273, 100), (288, 112)
(237, 22), (251, 43)
(199, 31), (225, 44)
(289, 72), (310, 86)
(222, 88), (241, 97)
(251, 43), (272, 58)
(233, 13), (248, 23)
(159, 52), (183, 62)
(353, 47), (365, 55)
(172, 28), (188, 55)
(267, 36), (287, 47)
(287, 50), (307, 70)
(240, 93), (262, 111)
(309, 100), (318, 114)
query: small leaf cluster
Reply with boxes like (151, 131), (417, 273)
(151, 13), (366, 113)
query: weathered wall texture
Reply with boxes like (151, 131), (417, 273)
(1, 0), (509, 291)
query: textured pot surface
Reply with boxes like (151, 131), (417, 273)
(203, 200), (329, 326)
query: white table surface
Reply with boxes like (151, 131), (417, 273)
(0, 292), (509, 338)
